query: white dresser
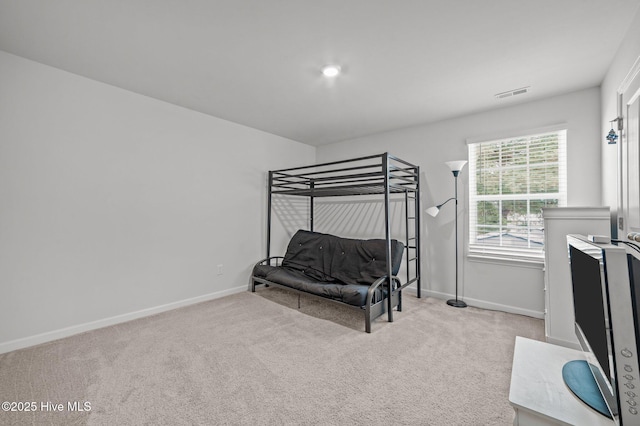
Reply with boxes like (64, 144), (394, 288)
(542, 207), (610, 348)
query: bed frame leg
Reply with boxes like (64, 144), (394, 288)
(387, 280), (394, 323)
(365, 301), (373, 333)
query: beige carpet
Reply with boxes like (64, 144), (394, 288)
(0, 288), (544, 425)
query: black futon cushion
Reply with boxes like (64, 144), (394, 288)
(254, 230), (404, 306)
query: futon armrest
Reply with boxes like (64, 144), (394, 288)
(254, 256), (285, 268)
(367, 275), (401, 305)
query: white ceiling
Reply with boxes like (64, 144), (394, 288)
(1, 1), (639, 146)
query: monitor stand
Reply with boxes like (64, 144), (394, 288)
(562, 360), (613, 419)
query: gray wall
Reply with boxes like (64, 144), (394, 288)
(601, 7), (640, 236)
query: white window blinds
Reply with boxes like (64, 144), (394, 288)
(468, 129), (567, 259)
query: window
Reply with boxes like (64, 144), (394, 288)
(468, 128), (567, 260)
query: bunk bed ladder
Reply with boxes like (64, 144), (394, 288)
(404, 178), (421, 298)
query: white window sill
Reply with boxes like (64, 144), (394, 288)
(467, 251), (545, 269)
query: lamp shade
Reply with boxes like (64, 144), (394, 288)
(425, 206), (440, 217)
(445, 160), (467, 173)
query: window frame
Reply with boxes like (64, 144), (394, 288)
(466, 124), (568, 263)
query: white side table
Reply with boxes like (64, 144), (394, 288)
(509, 336), (614, 426)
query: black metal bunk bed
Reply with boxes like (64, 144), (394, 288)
(259, 152), (421, 330)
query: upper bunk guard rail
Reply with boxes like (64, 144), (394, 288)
(272, 153), (392, 173)
(272, 163), (418, 181)
(272, 171), (383, 188)
(270, 153), (419, 198)
(272, 176), (414, 190)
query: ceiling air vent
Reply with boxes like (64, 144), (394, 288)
(495, 86), (530, 100)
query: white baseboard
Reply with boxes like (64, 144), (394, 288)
(0, 285), (247, 355)
(422, 289), (545, 319)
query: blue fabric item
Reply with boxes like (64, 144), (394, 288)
(562, 360), (613, 419)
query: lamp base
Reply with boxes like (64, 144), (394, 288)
(447, 299), (467, 308)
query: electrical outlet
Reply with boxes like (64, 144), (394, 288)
(217, 264), (223, 275)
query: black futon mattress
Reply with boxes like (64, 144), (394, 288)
(253, 230), (404, 307)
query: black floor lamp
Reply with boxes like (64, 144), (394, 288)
(426, 160), (468, 308)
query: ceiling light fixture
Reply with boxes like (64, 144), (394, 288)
(322, 65), (341, 78)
